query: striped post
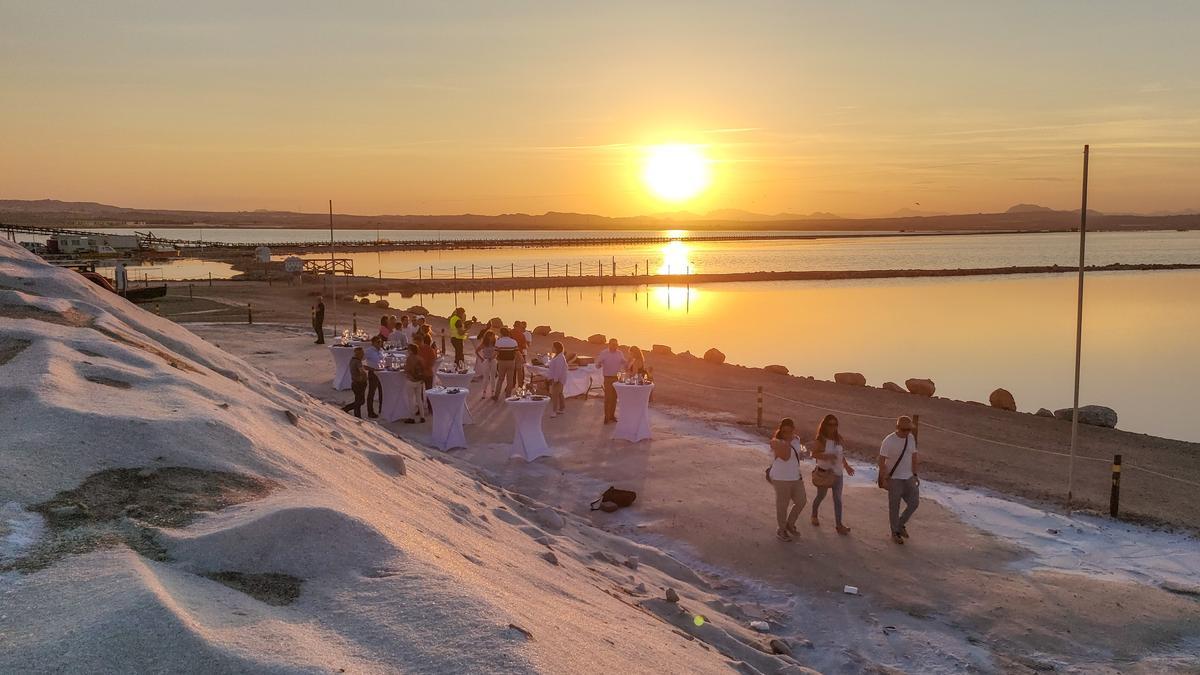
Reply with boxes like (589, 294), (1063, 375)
(1110, 454), (1122, 517)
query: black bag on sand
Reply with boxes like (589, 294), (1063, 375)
(591, 486), (637, 511)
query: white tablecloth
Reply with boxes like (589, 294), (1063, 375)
(505, 397), (553, 461)
(376, 369), (415, 423)
(612, 382), (653, 442)
(436, 371), (474, 388)
(527, 364), (601, 398)
(426, 387), (469, 451)
(329, 345), (356, 390)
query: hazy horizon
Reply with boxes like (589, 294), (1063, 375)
(2, 1), (1198, 217)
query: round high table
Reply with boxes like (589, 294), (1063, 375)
(436, 371), (476, 424)
(328, 345), (356, 390)
(375, 369), (415, 423)
(612, 382), (654, 442)
(425, 387), (469, 451)
(505, 396), (553, 461)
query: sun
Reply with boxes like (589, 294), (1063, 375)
(642, 144), (712, 202)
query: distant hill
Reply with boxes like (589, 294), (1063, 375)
(0, 199), (1196, 233)
(1006, 203), (1058, 213)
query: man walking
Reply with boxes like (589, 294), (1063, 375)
(449, 307), (469, 366)
(493, 327), (519, 400)
(878, 416), (920, 544)
(596, 338), (627, 424)
(313, 296), (326, 344)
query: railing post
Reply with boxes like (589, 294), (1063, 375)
(247, 303), (253, 324)
(188, 283), (193, 299)
(511, 262), (514, 277)
(208, 272), (212, 287)
(472, 264), (475, 279)
(419, 267), (423, 280)
(612, 256), (615, 276)
(756, 386), (763, 428)
(453, 265), (457, 280)
(546, 262), (549, 277)
(352, 313), (357, 333)
(1110, 454), (1122, 517)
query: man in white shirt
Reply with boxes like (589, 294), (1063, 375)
(493, 328), (520, 401)
(363, 336), (386, 419)
(546, 341), (568, 417)
(398, 315), (415, 345)
(878, 416), (920, 544)
(595, 338), (627, 424)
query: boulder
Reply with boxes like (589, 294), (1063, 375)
(703, 348), (725, 364)
(1035, 407), (1055, 418)
(651, 344), (674, 356)
(532, 325), (551, 336)
(834, 372), (866, 386)
(764, 364), (789, 375)
(882, 381), (906, 393)
(1053, 405), (1118, 428)
(988, 388), (1016, 411)
(905, 378), (936, 397)
(406, 305), (428, 315)
(373, 299), (390, 309)
(587, 333), (607, 345)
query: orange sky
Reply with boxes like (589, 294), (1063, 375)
(1, 2), (1198, 217)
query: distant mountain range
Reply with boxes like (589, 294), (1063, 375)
(1, 199), (1197, 233)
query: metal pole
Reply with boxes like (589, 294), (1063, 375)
(756, 386), (763, 428)
(1068, 144), (1089, 509)
(247, 303), (253, 324)
(329, 200), (336, 334)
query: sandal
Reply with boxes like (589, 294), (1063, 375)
(836, 525), (851, 535)
(776, 529), (793, 543)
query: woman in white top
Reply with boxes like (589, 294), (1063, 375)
(810, 414), (855, 535)
(768, 417), (810, 542)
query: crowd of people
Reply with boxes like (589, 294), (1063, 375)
(320, 304), (921, 545)
(768, 414), (920, 545)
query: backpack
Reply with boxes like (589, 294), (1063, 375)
(590, 486), (637, 511)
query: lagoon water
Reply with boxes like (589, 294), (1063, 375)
(364, 270), (1200, 442)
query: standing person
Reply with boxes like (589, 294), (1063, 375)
(596, 338), (627, 424)
(341, 347), (367, 418)
(114, 263), (128, 294)
(493, 327), (519, 400)
(401, 343), (426, 424)
(313, 296), (326, 344)
(449, 307), (469, 367)
(474, 330), (498, 398)
(399, 315), (414, 345)
(547, 341), (568, 417)
(377, 315), (393, 342)
(768, 418), (809, 542)
(512, 321), (529, 392)
(363, 335), (385, 419)
(810, 414), (855, 535)
(879, 416), (921, 544)
(628, 345), (646, 376)
(417, 332), (437, 396)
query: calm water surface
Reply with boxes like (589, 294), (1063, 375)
(363, 270), (1200, 442)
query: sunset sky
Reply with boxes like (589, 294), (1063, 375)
(2, 1), (1198, 217)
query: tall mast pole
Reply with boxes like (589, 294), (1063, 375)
(329, 200), (336, 334)
(1067, 144), (1089, 508)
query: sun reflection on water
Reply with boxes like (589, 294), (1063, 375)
(657, 240), (693, 275)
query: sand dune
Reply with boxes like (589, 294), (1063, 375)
(0, 241), (812, 673)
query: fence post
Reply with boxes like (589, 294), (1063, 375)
(511, 262), (515, 277)
(419, 267), (423, 280)
(579, 261), (582, 276)
(490, 265), (494, 279)
(352, 313), (358, 333)
(532, 264), (536, 278)
(453, 266), (457, 280)
(472, 264), (475, 279)
(188, 283), (193, 299)
(646, 259), (649, 276)
(247, 303), (253, 324)
(1110, 454), (1122, 517)
(208, 272), (212, 287)
(612, 256), (615, 276)
(598, 260), (602, 277)
(546, 262), (549, 277)
(756, 386), (763, 428)
(635, 263), (639, 276)
(430, 265), (434, 279)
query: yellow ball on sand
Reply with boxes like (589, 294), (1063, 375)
(693, 615), (705, 627)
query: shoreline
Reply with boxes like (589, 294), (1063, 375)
(223, 262), (1200, 294)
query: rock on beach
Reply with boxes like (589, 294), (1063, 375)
(989, 388), (1016, 411)
(703, 348), (725, 364)
(905, 378), (936, 397)
(881, 381), (905, 393)
(764, 364), (789, 375)
(834, 372), (866, 386)
(1054, 405), (1118, 428)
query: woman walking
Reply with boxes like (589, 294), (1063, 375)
(768, 417), (809, 542)
(475, 330), (498, 398)
(810, 414), (855, 534)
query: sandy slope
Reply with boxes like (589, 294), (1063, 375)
(0, 241), (813, 674)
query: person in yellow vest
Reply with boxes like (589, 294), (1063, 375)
(449, 307), (469, 367)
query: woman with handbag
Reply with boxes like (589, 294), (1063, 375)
(810, 414), (855, 535)
(767, 418), (810, 542)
